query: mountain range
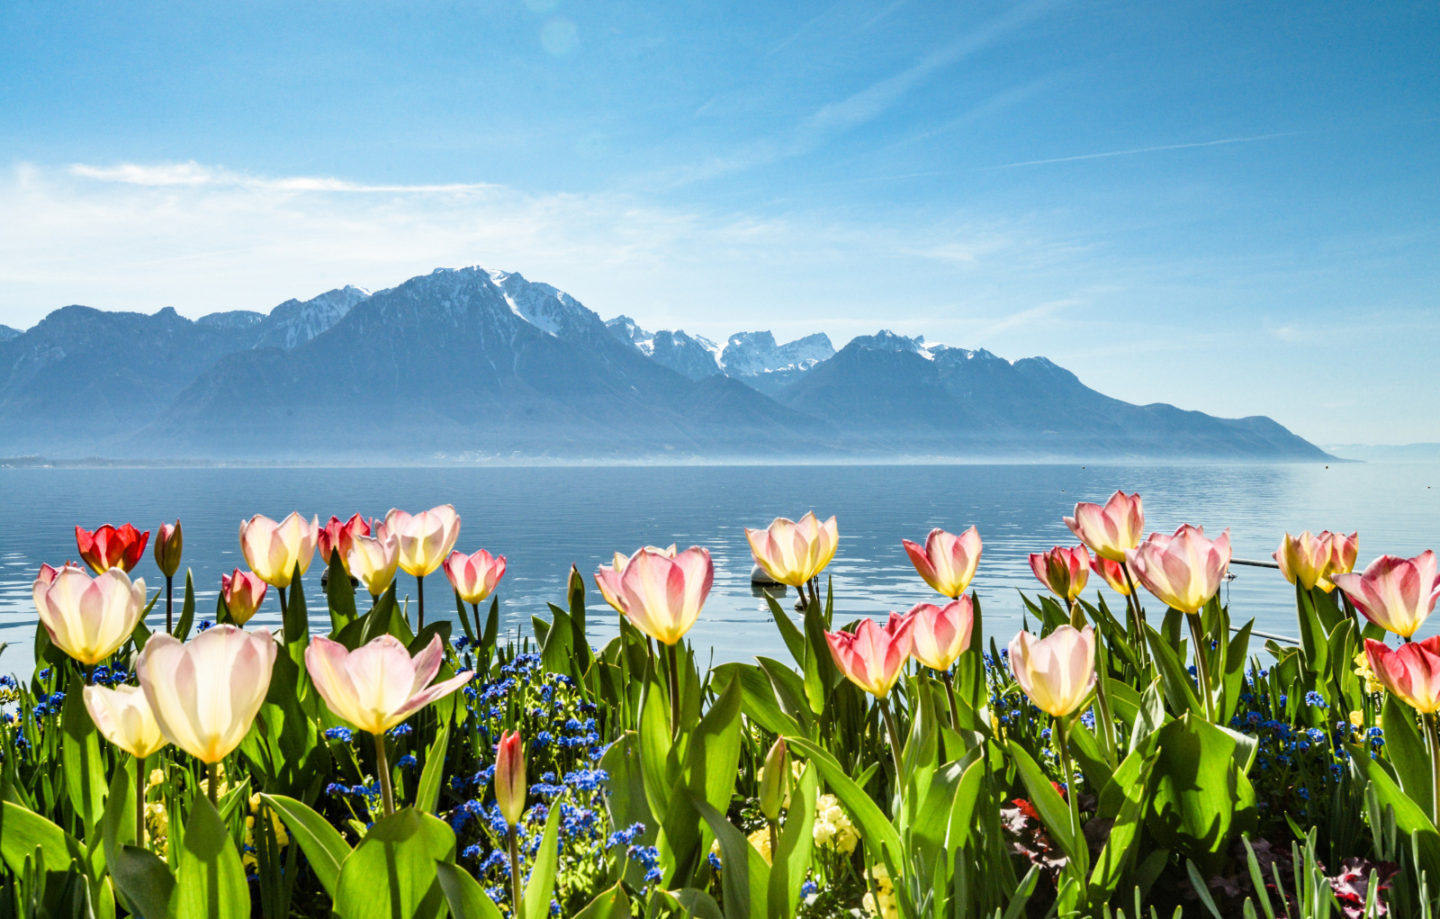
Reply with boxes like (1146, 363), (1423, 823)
(0, 266), (1328, 462)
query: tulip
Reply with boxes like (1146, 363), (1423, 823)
(593, 546), (713, 647)
(1334, 552), (1440, 639)
(317, 514), (371, 572)
(444, 549), (507, 604)
(825, 613), (915, 776)
(34, 564), (147, 666)
(902, 526), (982, 598)
(908, 597), (976, 733)
(305, 633), (473, 815)
(221, 568), (268, 626)
(137, 626), (277, 805)
(76, 523), (150, 574)
(758, 738), (790, 822)
(84, 683), (167, 848)
(347, 533), (401, 599)
(1328, 531), (1359, 579)
(153, 521), (183, 578)
(1008, 625), (1096, 718)
(1091, 556), (1131, 596)
(1064, 491), (1144, 562)
(595, 545), (676, 614)
(1274, 531), (1336, 592)
(1365, 635), (1440, 824)
(239, 512), (318, 590)
(1029, 546), (1091, 605)
(385, 505), (461, 628)
(495, 729), (527, 910)
(746, 512), (839, 608)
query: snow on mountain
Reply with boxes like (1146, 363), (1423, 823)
(720, 330), (835, 377)
(605, 315), (653, 353)
(485, 268), (605, 340)
(253, 285), (371, 350)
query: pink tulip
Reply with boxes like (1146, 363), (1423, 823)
(317, 514), (371, 572)
(1364, 636), (1440, 713)
(824, 613), (914, 698)
(1091, 556), (1131, 596)
(594, 546), (712, 645)
(906, 598), (975, 672)
(75, 523), (150, 574)
(595, 545), (677, 614)
(34, 563), (147, 665)
(84, 684), (168, 759)
(1126, 525), (1231, 614)
(495, 730), (526, 828)
(1008, 625), (1096, 718)
(1064, 491), (1144, 562)
(221, 568), (268, 626)
(1333, 552), (1440, 639)
(1274, 531), (1336, 592)
(384, 505), (461, 578)
(443, 549), (508, 605)
(1029, 546), (1091, 602)
(239, 512), (319, 588)
(153, 520), (183, 578)
(304, 634), (473, 735)
(1328, 531), (1359, 578)
(902, 526), (982, 598)
(746, 512), (839, 587)
(136, 625), (277, 763)
(347, 533), (400, 598)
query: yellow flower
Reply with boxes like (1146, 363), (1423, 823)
(813, 793), (858, 855)
(1355, 649), (1384, 694)
(863, 864), (900, 919)
(745, 828), (774, 865)
(148, 768), (166, 789)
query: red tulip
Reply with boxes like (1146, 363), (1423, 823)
(907, 598), (974, 671)
(317, 514), (371, 572)
(1091, 556), (1131, 595)
(1126, 525), (1231, 614)
(495, 730), (526, 828)
(1064, 491), (1144, 562)
(221, 568), (268, 626)
(1333, 552), (1440, 639)
(75, 523), (150, 574)
(153, 520), (183, 578)
(1365, 636), (1440, 713)
(902, 526), (982, 598)
(824, 614), (914, 698)
(1029, 546), (1091, 601)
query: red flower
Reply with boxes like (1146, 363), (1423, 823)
(75, 524), (150, 574)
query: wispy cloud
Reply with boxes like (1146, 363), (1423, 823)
(986, 131), (1302, 170)
(69, 161), (499, 194)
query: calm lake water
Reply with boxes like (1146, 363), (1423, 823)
(3, 462), (1438, 677)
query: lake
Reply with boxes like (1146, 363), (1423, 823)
(3, 462), (1438, 677)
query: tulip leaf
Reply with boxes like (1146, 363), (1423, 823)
(571, 882), (631, 919)
(359, 583), (398, 646)
(326, 550), (358, 632)
(651, 888), (725, 919)
(764, 592), (808, 669)
(174, 569), (196, 640)
(111, 845), (175, 919)
(284, 564), (309, 643)
(1144, 713), (1256, 874)
(690, 791), (768, 919)
(757, 657), (815, 734)
(1145, 623), (1203, 716)
(170, 793), (249, 919)
(522, 802), (564, 919)
(60, 686), (107, 830)
(0, 801), (72, 877)
(98, 757), (136, 888)
(480, 596), (500, 672)
(334, 807), (453, 919)
(542, 604), (577, 677)
(1381, 694), (1431, 816)
(713, 662), (802, 739)
(784, 736), (904, 873)
(261, 793), (352, 901)
(434, 861), (504, 919)
(686, 672), (744, 823)
(768, 763), (818, 919)
(1007, 740), (1080, 863)
(1353, 749), (1440, 881)
(566, 564), (593, 675)
(416, 725), (449, 815)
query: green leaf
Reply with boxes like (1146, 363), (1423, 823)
(1145, 623), (1203, 716)
(764, 591), (808, 668)
(571, 883), (631, 919)
(757, 658), (815, 734)
(1381, 695), (1431, 816)
(1144, 713), (1257, 873)
(1007, 740), (1079, 863)
(434, 861), (504, 919)
(713, 662), (801, 739)
(687, 673), (743, 819)
(333, 807), (454, 919)
(98, 758), (136, 890)
(170, 793), (249, 919)
(360, 583), (398, 646)
(61, 687), (107, 831)
(284, 563), (309, 644)
(261, 793), (353, 902)
(174, 569), (196, 639)
(112, 845), (174, 918)
(415, 725), (449, 815)
(0, 801), (72, 876)
(691, 793), (768, 919)
(768, 763), (818, 919)
(784, 736), (904, 872)
(522, 803), (564, 919)
(326, 550), (359, 632)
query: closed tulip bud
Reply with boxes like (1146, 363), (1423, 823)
(824, 613), (914, 698)
(595, 545), (676, 614)
(317, 514), (371, 572)
(239, 512), (318, 588)
(1364, 637), (1440, 713)
(137, 626), (277, 763)
(1333, 552), (1440, 639)
(1126, 525), (1231, 614)
(153, 521), (183, 578)
(902, 527), (981, 598)
(1091, 556), (1131, 595)
(594, 546), (713, 645)
(304, 634), (473, 735)
(495, 730), (526, 828)
(444, 549), (508, 604)
(34, 564), (147, 665)
(347, 533), (400, 598)
(907, 597), (974, 672)
(221, 568), (268, 626)
(1029, 546), (1091, 601)
(1009, 625), (1096, 718)
(385, 505), (461, 578)
(83, 684), (168, 759)
(759, 738), (790, 821)
(1274, 531), (1334, 591)
(1064, 491), (1144, 562)
(75, 523), (150, 574)
(746, 512), (839, 588)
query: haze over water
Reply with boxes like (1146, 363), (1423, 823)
(3, 461), (1437, 677)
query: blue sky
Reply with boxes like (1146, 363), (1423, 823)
(2, 0), (1436, 444)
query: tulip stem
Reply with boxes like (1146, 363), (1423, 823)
(374, 732), (396, 817)
(1186, 612), (1216, 721)
(877, 696), (905, 785)
(164, 574), (174, 634)
(665, 642), (681, 740)
(136, 755), (146, 850)
(416, 575), (425, 629)
(1121, 565), (1150, 669)
(940, 670), (962, 735)
(206, 761), (219, 808)
(1424, 713), (1440, 827)
(508, 827), (524, 913)
(1055, 716), (1085, 875)
(278, 586), (288, 620)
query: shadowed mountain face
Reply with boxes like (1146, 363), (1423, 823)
(0, 267), (1327, 461)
